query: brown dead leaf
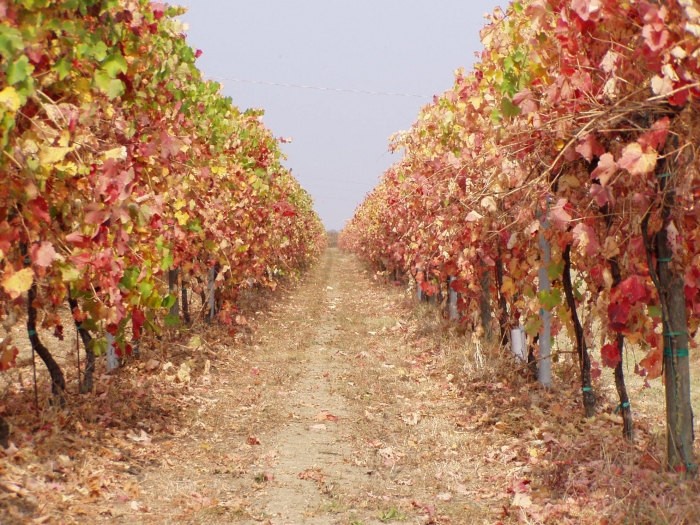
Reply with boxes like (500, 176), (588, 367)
(298, 468), (326, 485)
(315, 411), (338, 421)
(247, 436), (261, 445)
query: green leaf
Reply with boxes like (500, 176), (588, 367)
(52, 57), (73, 80)
(538, 289), (562, 310)
(120, 267), (139, 290)
(161, 250), (174, 271)
(0, 26), (25, 59)
(94, 69), (125, 99)
(88, 337), (108, 357)
(80, 318), (99, 332)
(94, 69), (111, 91)
(106, 79), (125, 99)
(139, 281), (154, 299)
(7, 56), (33, 85)
(90, 41), (108, 61)
(164, 314), (180, 327)
(145, 319), (162, 336)
(501, 97), (522, 118)
(547, 259), (565, 280)
(161, 294), (177, 309)
(102, 54), (127, 78)
(525, 316), (543, 338)
(186, 219), (203, 233)
(647, 304), (662, 318)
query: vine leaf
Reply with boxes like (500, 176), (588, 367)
(601, 343), (621, 369)
(1, 267), (34, 299)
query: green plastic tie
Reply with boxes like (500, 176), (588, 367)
(664, 348), (689, 358)
(657, 257), (673, 263)
(657, 172), (671, 178)
(614, 402), (631, 415)
(28, 330), (37, 336)
(582, 387), (593, 392)
(663, 331), (687, 337)
(24, 257), (31, 265)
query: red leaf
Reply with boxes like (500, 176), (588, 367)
(31, 241), (59, 268)
(572, 223), (599, 257)
(590, 184), (614, 206)
(640, 346), (663, 380)
(601, 343), (621, 368)
(247, 436), (260, 445)
(576, 134), (605, 162)
(27, 197), (51, 224)
(549, 198), (572, 231)
(571, 0), (602, 21)
(617, 275), (650, 304)
(608, 300), (630, 329)
(0, 345), (18, 371)
(66, 232), (91, 248)
(590, 153), (617, 186)
(638, 117), (670, 150)
(450, 280), (469, 294)
(132, 308), (146, 340)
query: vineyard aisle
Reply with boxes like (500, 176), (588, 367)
(109, 248), (503, 525)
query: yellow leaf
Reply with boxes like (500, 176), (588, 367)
(103, 146), (127, 161)
(1, 268), (34, 299)
(500, 276), (516, 297)
(618, 142), (657, 176)
(0, 86), (21, 111)
(560, 174), (581, 189)
(174, 210), (189, 226)
(39, 146), (72, 166)
(61, 266), (80, 282)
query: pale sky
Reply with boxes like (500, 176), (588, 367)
(180, 1), (504, 231)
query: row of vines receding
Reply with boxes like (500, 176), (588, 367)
(340, 0), (699, 475)
(0, 0), (326, 437)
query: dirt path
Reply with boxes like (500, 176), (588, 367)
(100, 248), (504, 525)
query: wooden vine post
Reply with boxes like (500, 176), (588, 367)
(168, 269), (180, 321)
(208, 267), (216, 323)
(537, 210), (552, 388)
(643, 164), (696, 475)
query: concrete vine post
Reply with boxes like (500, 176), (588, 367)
(537, 210), (552, 388)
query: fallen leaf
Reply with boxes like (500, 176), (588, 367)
(127, 430), (151, 444)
